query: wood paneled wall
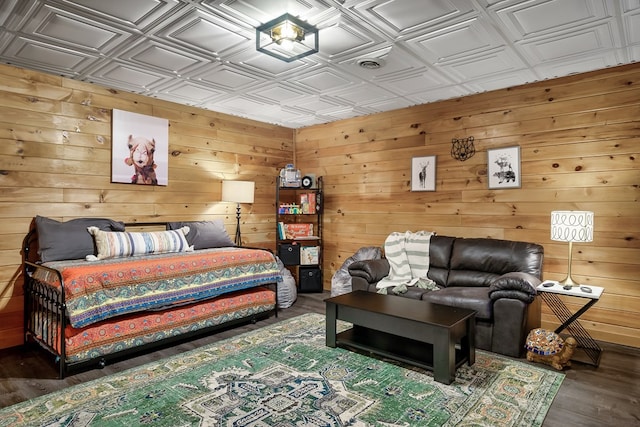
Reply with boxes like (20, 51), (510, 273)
(0, 61), (638, 351)
(295, 63), (640, 349)
(0, 63), (293, 349)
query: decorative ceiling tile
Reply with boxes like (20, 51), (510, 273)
(517, 23), (620, 63)
(492, 0), (610, 39)
(295, 69), (354, 93)
(406, 17), (505, 63)
(250, 83), (309, 104)
(376, 69), (453, 96)
(264, 105), (313, 124)
(20, 3), (135, 54)
(437, 47), (529, 82)
(354, 0), (475, 36)
(406, 85), (471, 105)
(328, 83), (396, 105)
(360, 96), (414, 113)
(153, 80), (223, 103)
(120, 40), (211, 76)
(319, 106), (369, 122)
(86, 61), (172, 92)
(0, 37), (99, 75)
(193, 64), (260, 90)
(533, 52), (622, 79)
(211, 94), (270, 115)
(60, 0), (183, 28)
(0, 0), (26, 26)
(207, 0), (326, 25)
(155, 9), (251, 59)
(317, 14), (385, 59)
(463, 68), (539, 92)
(236, 50), (313, 77)
(288, 95), (343, 114)
(624, 9), (640, 43)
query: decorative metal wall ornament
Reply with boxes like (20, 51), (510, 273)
(451, 136), (475, 161)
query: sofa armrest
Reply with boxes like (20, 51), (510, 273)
(488, 272), (541, 303)
(348, 259), (390, 283)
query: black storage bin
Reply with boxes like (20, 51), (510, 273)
(278, 244), (300, 265)
(299, 267), (322, 293)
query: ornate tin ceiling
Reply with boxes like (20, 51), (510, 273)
(0, 0), (637, 128)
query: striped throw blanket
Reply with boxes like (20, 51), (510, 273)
(377, 231), (438, 294)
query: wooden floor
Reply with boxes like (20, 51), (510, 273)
(1, 291), (638, 426)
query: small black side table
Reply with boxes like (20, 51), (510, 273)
(536, 282), (604, 366)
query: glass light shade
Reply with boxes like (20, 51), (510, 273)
(256, 13), (318, 62)
(221, 180), (254, 204)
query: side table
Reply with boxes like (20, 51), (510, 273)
(536, 281), (604, 366)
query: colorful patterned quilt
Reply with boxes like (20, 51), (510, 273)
(32, 287), (276, 363)
(32, 247), (280, 328)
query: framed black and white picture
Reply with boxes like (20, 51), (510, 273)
(487, 146), (521, 189)
(411, 155), (436, 192)
(111, 109), (169, 186)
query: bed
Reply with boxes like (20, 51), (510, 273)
(22, 216), (281, 378)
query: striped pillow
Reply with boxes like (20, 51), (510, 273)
(86, 226), (193, 261)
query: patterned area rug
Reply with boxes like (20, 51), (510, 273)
(0, 313), (564, 426)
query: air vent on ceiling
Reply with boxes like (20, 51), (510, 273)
(357, 58), (385, 69)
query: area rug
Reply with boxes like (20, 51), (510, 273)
(0, 313), (564, 426)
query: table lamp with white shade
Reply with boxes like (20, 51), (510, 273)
(221, 180), (255, 246)
(550, 210), (594, 286)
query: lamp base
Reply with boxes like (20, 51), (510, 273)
(234, 203), (242, 246)
(559, 240), (581, 286)
(557, 275), (580, 287)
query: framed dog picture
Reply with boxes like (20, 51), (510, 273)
(487, 146), (521, 189)
(411, 155), (436, 191)
(111, 109), (169, 186)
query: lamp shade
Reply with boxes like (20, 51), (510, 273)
(221, 180), (255, 204)
(550, 211), (594, 243)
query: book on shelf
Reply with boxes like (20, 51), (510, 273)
(299, 192), (317, 214)
(300, 246), (320, 265)
(279, 222), (314, 239)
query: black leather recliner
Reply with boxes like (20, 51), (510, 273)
(348, 236), (544, 357)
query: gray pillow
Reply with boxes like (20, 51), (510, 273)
(35, 216), (126, 262)
(167, 220), (235, 249)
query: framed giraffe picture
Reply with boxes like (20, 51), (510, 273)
(411, 155), (436, 192)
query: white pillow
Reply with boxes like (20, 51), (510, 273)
(86, 226), (193, 261)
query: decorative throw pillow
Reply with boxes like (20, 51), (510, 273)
(86, 226), (193, 261)
(167, 220), (235, 249)
(35, 216), (126, 262)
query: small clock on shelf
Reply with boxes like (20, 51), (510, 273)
(301, 175), (313, 189)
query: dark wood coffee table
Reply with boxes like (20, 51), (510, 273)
(325, 290), (476, 384)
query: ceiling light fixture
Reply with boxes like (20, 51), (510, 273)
(256, 13), (318, 62)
